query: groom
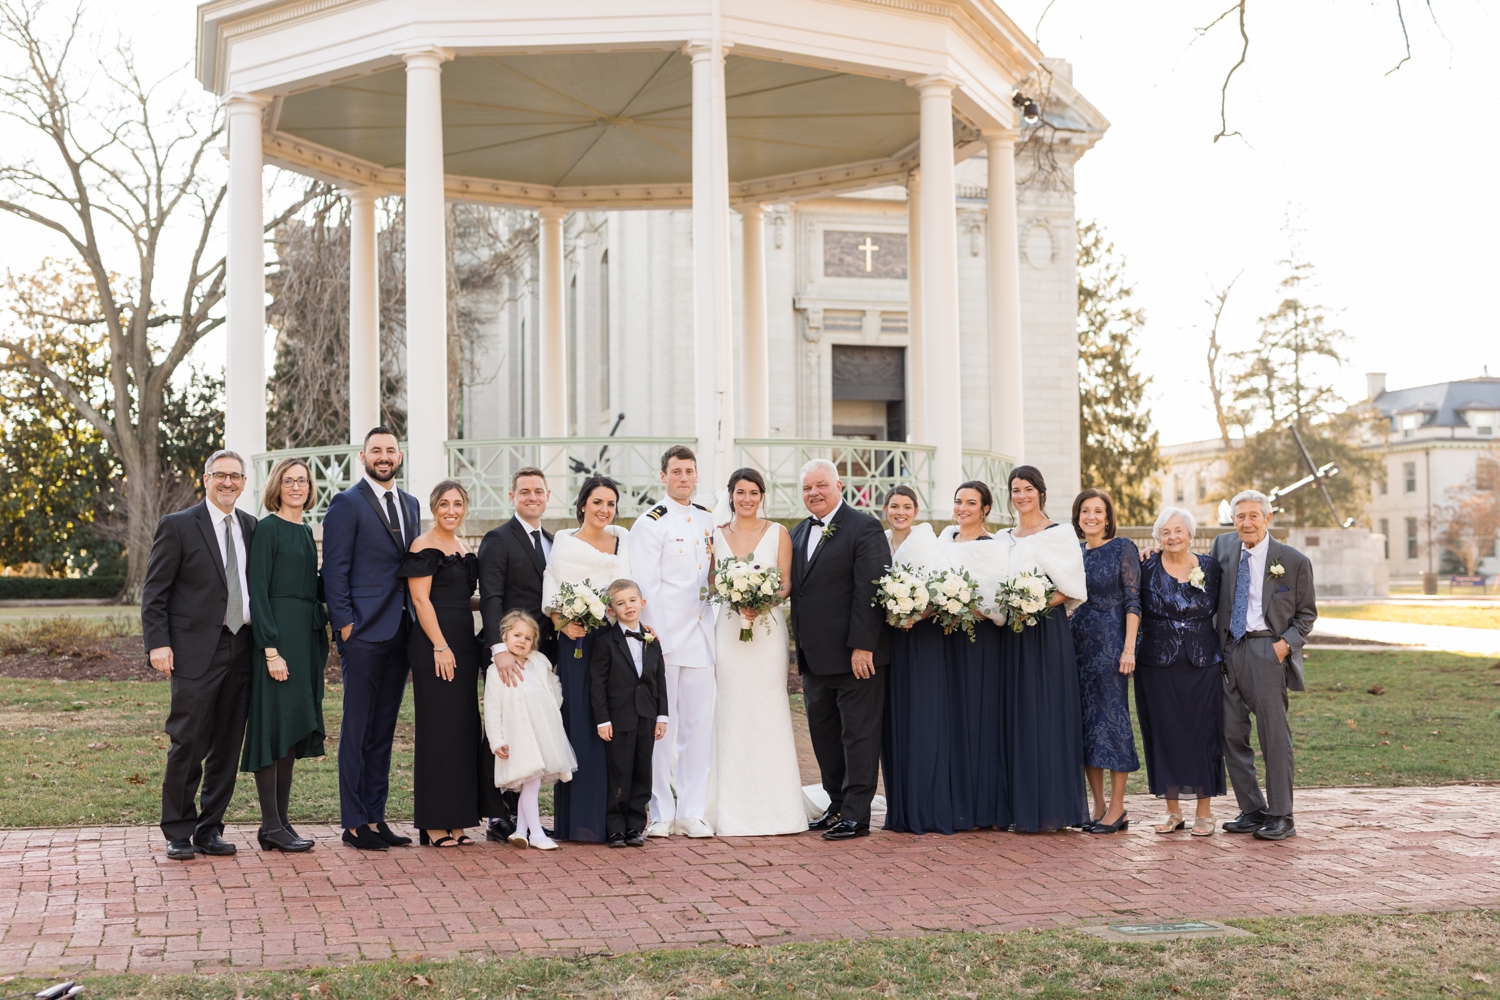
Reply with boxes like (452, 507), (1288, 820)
(789, 459), (889, 841)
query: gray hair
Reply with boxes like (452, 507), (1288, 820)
(203, 449), (247, 475)
(1229, 489), (1274, 516)
(1152, 505), (1197, 540)
(799, 458), (840, 483)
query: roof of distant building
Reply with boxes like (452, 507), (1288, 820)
(1372, 377), (1500, 426)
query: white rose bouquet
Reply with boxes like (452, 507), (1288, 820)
(872, 567), (932, 628)
(708, 556), (784, 642)
(925, 566), (986, 641)
(546, 580), (612, 657)
(995, 569), (1058, 634)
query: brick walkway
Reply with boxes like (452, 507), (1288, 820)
(2, 784), (1498, 976)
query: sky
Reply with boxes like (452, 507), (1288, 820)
(1, 1), (1496, 446)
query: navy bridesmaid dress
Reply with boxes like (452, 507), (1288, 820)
(553, 627), (609, 842)
(947, 619), (1007, 830)
(882, 618), (958, 833)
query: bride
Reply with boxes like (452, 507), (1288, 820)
(703, 467), (807, 836)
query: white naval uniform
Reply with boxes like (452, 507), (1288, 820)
(630, 496), (718, 826)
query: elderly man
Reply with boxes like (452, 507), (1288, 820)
(1212, 489), (1317, 841)
(789, 459), (889, 841)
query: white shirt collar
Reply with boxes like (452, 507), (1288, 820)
(207, 501), (236, 525)
(1242, 532), (1271, 557)
(364, 472), (398, 497)
(512, 513), (543, 532)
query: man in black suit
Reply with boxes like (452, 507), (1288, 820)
(788, 459), (889, 841)
(477, 466), (554, 839)
(590, 580), (669, 848)
(141, 450), (259, 860)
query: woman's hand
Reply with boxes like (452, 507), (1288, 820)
(1118, 649), (1136, 676)
(739, 607), (759, 624)
(266, 650), (289, 682)
(561, 620), (588, 640)
(1048, 591), (1069, 608)
(494, 744), (510, 759)
(433, 645), (457, 681)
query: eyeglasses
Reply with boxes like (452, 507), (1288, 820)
(281, 477), (311, 488)
(207, 472), (246, 483)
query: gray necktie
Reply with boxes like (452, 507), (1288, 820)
(224, 516), (244, 634)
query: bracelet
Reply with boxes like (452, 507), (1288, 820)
(434, 645), (449, 653)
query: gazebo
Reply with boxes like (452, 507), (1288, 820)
(195, 0), (1046, 516)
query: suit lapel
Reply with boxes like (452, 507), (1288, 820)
(195, 503), (228, 587)
(791, 520), (810, 591)
(401, 491), (420, 548)
(356, 479), (405, 553)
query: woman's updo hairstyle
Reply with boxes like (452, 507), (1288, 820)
(1006, 464), (1048, 513)
(882, 484), (921, 512)
(954, 479), (993, 516)
(573, 475), (620, 524)
(726, 467), (766, 495)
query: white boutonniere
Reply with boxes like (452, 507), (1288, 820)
(642, 631), (656, 645)
(821, 521), (838, 542)
(1188, 565), (1206, 591)
(1269, 560), (1285, 578)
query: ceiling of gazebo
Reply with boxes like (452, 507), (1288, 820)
(274, 51), (921, 190)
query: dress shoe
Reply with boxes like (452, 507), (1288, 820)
(257, 827), (314, 853)
(528, 832), (559, 851)
(487, 817), (517, 843)
(625, 830), (646, 847)
(1253, 816), (1296, 841)
(1222, 809), (1269, 835)
(808, 807), (839, 831)
(821, 819), (869, 841)
(645, 821), (673, 838)
(680, 818), (715, 839)
(373, 821), (412, 847)
(1087, 811), (1129, 835)
(342, 827), (389, 851)
(507, 831), (529, 848)
(193, 833), (237, 856)
(606, 833), (627, 848)
(165, 838), (200, 860)
(283, 823), (310, 843)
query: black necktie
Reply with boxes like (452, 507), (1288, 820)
(623, 629), (644, 642)
(385, 491), (400, 538)
(531, 530), (543, 557)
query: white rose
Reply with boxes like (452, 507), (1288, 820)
(571, 598), (586, 614)
(946, 599), (962, 614)
(942, 578), (960, 597)
(886, 599), (899, 612)
(760, 581), (774, 595)
(716, 580), (730, 595)
(957, 588), (971, 603)
(897, 597), (913, 614)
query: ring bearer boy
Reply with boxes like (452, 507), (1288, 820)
(630, 445), (718, 838)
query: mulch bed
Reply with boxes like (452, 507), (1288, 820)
(0, 637), (344, 684)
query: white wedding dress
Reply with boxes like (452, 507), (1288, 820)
(703, 523), (808, 836)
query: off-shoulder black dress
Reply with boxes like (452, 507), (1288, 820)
(398, 548), (484, 831)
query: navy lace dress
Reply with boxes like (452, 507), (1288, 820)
(1135, 553), (1226, 800)
(1070, 537), (1142, 774)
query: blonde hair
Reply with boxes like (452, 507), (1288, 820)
(429, 479), (469, 526)
(499, 609), (540, 648)
(262, 457), (311, 513)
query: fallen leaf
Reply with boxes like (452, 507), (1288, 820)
(86, 742), (109, 750)
(1472, 972), (1493, 984)
(1381, 740), (1391, 746)
(404, 975), (433, 988)
(1366, 684), (1385, 696)
(1345, 719), (1357, 730)
(126, 774), (146, 785)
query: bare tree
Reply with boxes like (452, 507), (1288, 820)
(0, 0), (313, 598)
(1438, 452), (1500, 577)
(1201, 272), (1242, 450)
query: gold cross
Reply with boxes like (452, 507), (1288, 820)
(857, 236), (880, 271)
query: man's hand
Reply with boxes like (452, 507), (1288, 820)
(1273, 638), (1290, 663)
(851, 648), (874, 680)
(654, 721), (668, 741)
(491, 647), (524, 687)
(149, 646), (173, 676)
(339, 624), (353, 642)
(597, 722), (613, 742)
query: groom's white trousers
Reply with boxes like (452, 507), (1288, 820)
(650, 662), (715, 823)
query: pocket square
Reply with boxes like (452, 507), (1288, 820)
(1276, 585), (1290, 594)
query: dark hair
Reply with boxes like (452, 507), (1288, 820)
(660, 445), (697, 474)
(363, 426), (398, 447)
(429, 479), (469, 519)
(882, 484), (921, 511)
(574, 476), (620, 524)
(1007, 464), (1048, 513)
(954, 479), (993, 516)
(726, 467), (766, 495)
(1071, 488), (1116, 540)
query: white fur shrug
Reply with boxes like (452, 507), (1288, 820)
(541, 525), (631, 612)
(937, 525), (1012, 625)
(998, 523), (1088, 613)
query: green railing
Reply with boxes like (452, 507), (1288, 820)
(733, 438), (937, 518)
(961, 449), (1019, 526)
(447, 437), (690, 521)
(253, 443), (404, 521)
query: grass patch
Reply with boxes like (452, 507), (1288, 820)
(1319, 603), (1500, 630)
(12, 912), (1499, 999)
(0, 614), (139, 655)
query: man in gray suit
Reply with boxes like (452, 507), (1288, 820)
(1212, 489), (1317, 841)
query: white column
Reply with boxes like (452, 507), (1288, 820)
(905, 169), (925, 444)
(915, 76), (963, 505)
(401, 46), (452, 513)
(687, 39), (736, 498)
(985, 130), (1025, 461)
(739, 203), (769, 440)
(537, 206), (568, 446)
(223, 92), (269, 494)
(346, 187), (380, 445)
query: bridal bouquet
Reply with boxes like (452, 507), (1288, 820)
(547, 580), (612, 657)
(708, 557), (783, 641)
(995, 570), (1057, 633)
(925, 566), (985, 641)
(873, 567), (932, 628)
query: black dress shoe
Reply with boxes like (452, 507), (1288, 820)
(606, 833), (627, 848)
(342, 827), (389, 851)
(487, 816), (517, 843)
(258, 827), (314, 853)
(624, 830), (646, 847)
(1222, 809), (1269, 834)
(373, 821), (413, 847)
(193, 833), (237, 856)
(809, 807), (839, 831)
(1253, 816), (1296, 841)
(821, 819), (869, 841)
(165, 838), (200, 860)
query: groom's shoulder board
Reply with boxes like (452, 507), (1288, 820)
(644, 504), (668, 521)
(691, 503), (709, 512)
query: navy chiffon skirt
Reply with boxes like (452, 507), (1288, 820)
(1003, 612), (1087, 832)
(882, 619), (957, 833)
(947, 619), (1008, 830)
(554, 629), (609, 842)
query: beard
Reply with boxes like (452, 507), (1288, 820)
(366, 462), (398, 483)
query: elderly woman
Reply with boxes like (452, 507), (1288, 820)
(1135, 506), (1225, 837)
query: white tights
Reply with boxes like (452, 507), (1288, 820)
(517, 777), (543, 840)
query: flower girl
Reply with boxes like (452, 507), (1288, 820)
(484, 610), (578, 850)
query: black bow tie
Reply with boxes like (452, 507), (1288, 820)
(810, 518), (825, 527)
(623, 629), (645, 642)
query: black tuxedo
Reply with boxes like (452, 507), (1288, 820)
(590, 625), (669, 836)
(788, 501), (889, 826)
(140, 500), (259, 842)
(477, 516), (556, 657)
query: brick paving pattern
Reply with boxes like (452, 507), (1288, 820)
(2, 785), (1497, 976)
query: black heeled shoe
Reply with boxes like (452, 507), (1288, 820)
(258, 826), (314, 852)
(1087, 811), (1129, 835)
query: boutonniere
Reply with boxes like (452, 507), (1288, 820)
(1188, 565), (1206, 591)
(821, 521), (838, 542)
(1269, 560), (1285, 578)
(643, 632), (656, 645)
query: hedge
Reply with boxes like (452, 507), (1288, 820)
(0, 577), (125, 600)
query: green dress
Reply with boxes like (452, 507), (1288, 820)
(240, 513), (328, 772)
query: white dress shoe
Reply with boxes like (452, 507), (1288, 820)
(528, 832), (559, 850)
(646, 821), (673, 838)
(508, 832), (529, 848)
(681, 818), (715, 839)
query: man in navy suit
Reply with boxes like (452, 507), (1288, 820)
(321, 427), (421, 851)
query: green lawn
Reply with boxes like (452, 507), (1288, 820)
(14, 912), (1499, 1000)
(1319, 603), (1500, 629)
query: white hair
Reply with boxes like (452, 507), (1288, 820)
(1230, 489), (1273, 516)
(203, 449), (246, 475)
(799, 458), (840, 483)
(1153, 505), (1197, 541)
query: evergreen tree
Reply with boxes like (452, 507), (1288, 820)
(1077, 220), (1160, 525)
